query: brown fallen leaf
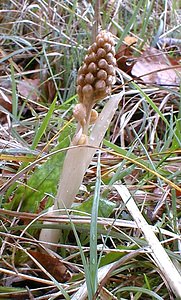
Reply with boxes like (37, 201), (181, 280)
(42, 78), (56, 103)
(131, 47), (181, 86)
(176, 186), (181, 197)
(17, 78), (40, 101)
(29, 250), (71, 283)
(116, 36), (137, 75)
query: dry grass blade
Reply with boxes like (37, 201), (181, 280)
(114, 184), (181, 298)
(0, 208), (180, 241)
(0, 267), (56, 286)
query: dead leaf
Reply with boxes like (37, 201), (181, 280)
(124, 36), (138, 46)
(29, 250), (71, 283)
(116, 36), (137, 74)
(18, 78), (40, 101)
(42, 79), (56, 103)
(131, 47), (181, 86)
(176, 186), (181, 197)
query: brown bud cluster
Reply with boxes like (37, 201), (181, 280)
(77, 31), (116, 104)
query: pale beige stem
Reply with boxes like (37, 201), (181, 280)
(39, 91), (124, 248)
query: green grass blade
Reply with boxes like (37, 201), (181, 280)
(10, 62), (18, 119)
(117, 286), (163, 300)
(115, 0), (143, 50)
(42, 44), (62, 103)
(132, 82), (181, 147)
(89, 150), (101, 295)
(69, 215), (93, 300)
(31, 97), (56, 149)
(0, 47), (34, 64)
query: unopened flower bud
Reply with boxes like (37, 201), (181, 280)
(97, 48), (106, 58)
(106, 52), (116, 64)
(107, 65), (116, 76)
(103, 43), (112, 52)
(97, 69), (107, 80)
(97, 38), (105, 48)
(85, 73), (95, 84)
(77, 30), (116, 105)
(77, 74), (85, 85)
(77, 85), (83, 101)
(98, 59), (108, 70)
(85, 52), (96, 64)
(88, 42), (97, 54)
(90, 109), (98, 124)
(95, 80), (106, 91)
(111, 46), (116, 56)
(106, 75), (115, 85)
(77, 134), (88, 145)
(73, 103), (86, 126)
(87, 62), (97, 73)
(79, 63), (87, 74)
(82, 84), (94, 98)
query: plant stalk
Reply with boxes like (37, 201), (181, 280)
(39, 91), (124, 248)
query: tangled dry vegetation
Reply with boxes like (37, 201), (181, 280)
(0, 1), (181, 299)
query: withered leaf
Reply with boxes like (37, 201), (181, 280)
(116, 36), (137, 75)
(29, 250), (71, 283)
(131, 47), (181, 86)
(18, 78), (40, 101)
